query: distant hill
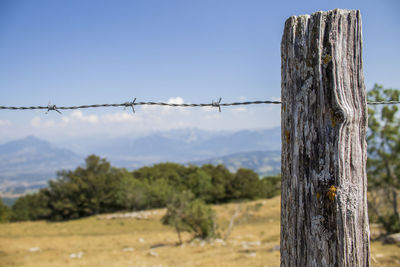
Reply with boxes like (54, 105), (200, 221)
(63, 127), (282, 168)
(191, 150), (280, 177)
(1, 197), (17, 207)
(0, 136), (82, 197)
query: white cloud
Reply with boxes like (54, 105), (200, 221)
(69, 111), (99, 123)
(102, 112), (141, 123)
(44, 120), (56, 127)
(31, 111), (99, 128)
(168, 97), (184, 104)
(31, 116), (56, 128)
(0, 119), (11, 126)
(31, 117), (41, 127)
(232, 107), (248, 113)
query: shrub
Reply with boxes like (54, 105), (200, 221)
(162, 190), (216, 244)
(380, 213), (400, 234)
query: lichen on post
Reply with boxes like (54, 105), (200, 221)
(280, 9), (370, 266)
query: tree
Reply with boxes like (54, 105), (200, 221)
(0, 198), (10, 223)
(185, 168), (213, 201)
(201, 164), (234, 203)
(46, 155), (123, 220)
(162, 190), (193, 244)
(161, 190), (215, 244)
(227, 168), (261, 200)
(147, 178), (174, 208)
(367, 84), (400, 233)
(115, 171), (149, 210)
(260, 175), (281, 198)
(10, 191), (50, 221)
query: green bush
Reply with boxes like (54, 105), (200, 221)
(162, 190), (216, 244)
(183, 199), (216, 239)
(379, 214), (400, 234)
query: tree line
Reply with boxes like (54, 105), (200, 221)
(0, 156), (280, 222)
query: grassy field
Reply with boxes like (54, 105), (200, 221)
(0, 196), (399, 267)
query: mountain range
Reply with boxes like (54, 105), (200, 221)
(0, 128), (281, 197)
(191, 150), (280, 177)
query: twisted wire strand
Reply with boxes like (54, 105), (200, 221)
(0, 100), (282, 112)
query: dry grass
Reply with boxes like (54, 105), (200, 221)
(0, 196), (399, 267)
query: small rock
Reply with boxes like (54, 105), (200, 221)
(247, 241), (261, 247)
(370, 231), (381, 240)
(199, 241), (206, 247)
(228, 240), (238, 246)
(122, 247), (135, 252)
(214, 238), (226, 246)
(151, 243), (167, 249)
(138, 238), (145, 243)
(69, 252), (84, 259)
(241, 241), (261, 249)
(270, 245), (280, 251)
(241, 242), (249, 249)
(384, 233), (400, 244)
(375, 254), (384, 258)
(28, 247), (41, 252)
(191, 238), (201, 244)
(148, 250), (158, 257)
(247, 252), (257, 258)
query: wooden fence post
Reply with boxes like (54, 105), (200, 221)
(280, 9), (370, 266)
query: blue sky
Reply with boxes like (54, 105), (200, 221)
(0, 0), (399, 142)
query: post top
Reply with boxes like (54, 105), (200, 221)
(285, 9), (361, 23)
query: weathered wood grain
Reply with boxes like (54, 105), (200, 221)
(280, 9), (370, 266)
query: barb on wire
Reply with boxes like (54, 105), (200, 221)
(45, 104), (61, 114)
(124, 98), (136, 113)
(212, 97), (222, 112)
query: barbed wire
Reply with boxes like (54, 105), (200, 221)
(366, 100), (400, 105)
(0, 98), (398, 114)
(0, 99), (281, 114)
